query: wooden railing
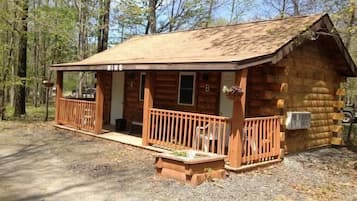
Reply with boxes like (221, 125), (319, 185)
(242, 116), (281, 165)
(57, 98), (96, 132)
(148, 108), (231, 155)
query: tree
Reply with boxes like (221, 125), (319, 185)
(205, 0), (216, 27)
(229, 0), (255, 24)
(97, 0), (111, 52)
(344, 1), (356, 49)
(291, 0), (300, 16)
(146, 0), (159, 34)
(14, 0), (29, 117)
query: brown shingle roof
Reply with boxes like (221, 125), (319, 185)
(51, 13), (356, 75)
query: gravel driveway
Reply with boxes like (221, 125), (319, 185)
(0, 121), (356, 201)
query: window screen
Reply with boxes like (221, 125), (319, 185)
(179, 74), (195, 105)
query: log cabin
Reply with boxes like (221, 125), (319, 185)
(50, 14), (356, 170)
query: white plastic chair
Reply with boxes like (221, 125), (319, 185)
(193, 124), (218, 152)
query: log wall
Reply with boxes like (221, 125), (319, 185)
(246, 65), (286, 118)
(278, 41), (342, 153)
(246, 41), (344, 153)
(123, 71), (221, 129)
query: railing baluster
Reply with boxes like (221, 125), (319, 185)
(178, 114), (183, 148)
(183, 114), (188, 148)
(221, 120), (226, 155)
(211, 118), (216, 154)
(192, 115), (196, 150)
(216, 120), (221, 155)
(166, 112), (171, 145)
(158, 110), (163, 145)
(269, 119), (272, 159)
(170, 112), (174, 145)
(150, 110), (155, 143)
(162, 111), (167, 146)
(276, 118), (281, 156)
(246, 120), (251, 164)
(154, 110), (159, 143)
(187, 114), (192, 148)
(174, 113), (179, 149)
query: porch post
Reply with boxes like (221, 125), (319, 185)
(55, 71), (63, 124)
(142, 72), (153, 146)
(95, 71), (104, 134)
(228, 69), (248, 168)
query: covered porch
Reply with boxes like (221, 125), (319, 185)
(54, 68), (282, 169)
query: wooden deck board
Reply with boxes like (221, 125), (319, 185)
(54, 124), (170, 153)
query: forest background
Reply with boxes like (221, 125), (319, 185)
(0, 0), (355, 117)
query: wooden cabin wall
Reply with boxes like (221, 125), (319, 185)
(123, 72), (143, 129)
(245, 65), (286, 118)
(123, 71), (221, 130)
(278, 41), (342, 153)
(197, 72), (221, 114)
(102, 72), (112, 125)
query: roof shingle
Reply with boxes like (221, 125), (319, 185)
(53, 14), (324, 67)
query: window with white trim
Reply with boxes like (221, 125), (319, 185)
(139, 73), (146, 101)
(178, 72), (195, 105)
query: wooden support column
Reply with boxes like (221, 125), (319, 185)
(228, 69), (248, 168)
(95, 71), (104, 134)
(55, 71), (63, 124)
(142, 72), (153, 146)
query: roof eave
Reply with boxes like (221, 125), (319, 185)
(319, 14), (357, 76)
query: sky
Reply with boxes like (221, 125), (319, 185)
(107, 0), (327, 45)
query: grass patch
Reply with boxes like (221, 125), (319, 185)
(3, 104), (55, 122)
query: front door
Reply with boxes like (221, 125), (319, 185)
(219, 72), (234, 118)
(110, 72), (125, 125)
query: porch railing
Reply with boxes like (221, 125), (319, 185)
(57, 98), (96, 132)
(148, 108), (231, 155)
(242, 116), (281, 165)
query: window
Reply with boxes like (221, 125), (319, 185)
(139, 73), (146, 101)
(178, 72), (195, 105)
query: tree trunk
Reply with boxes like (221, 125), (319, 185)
(230, 0), (236, 23)
(3, 25), (15, 111)
(75, 0), (90, 98)
(291, 0), (300, 16)
(146, 0), (157, 34)
(205, 0), (215, 28)
(33, 0), (39, 107)
(14, 0), (29, 117)
(98, 0), (111, 52)
(169, 0), (175, 32)
(41, 29), (47, 104)
(345, 1), (355, 49)
(280, 0), (287, 19)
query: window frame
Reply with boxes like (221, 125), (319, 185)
(177, 72), (196, 106)
(139, 72), (146, 101)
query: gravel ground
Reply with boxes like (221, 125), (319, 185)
(0, 121), (356, 201)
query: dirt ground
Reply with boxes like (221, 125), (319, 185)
(0, 121), (356, 201)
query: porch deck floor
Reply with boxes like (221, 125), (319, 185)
(54, 124), (170, 153)
(54, 124), (282, 172)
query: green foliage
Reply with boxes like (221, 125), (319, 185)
(0, 0), (356, 113)
(5, 104), (55, 121)
(172, 150), (188, 157)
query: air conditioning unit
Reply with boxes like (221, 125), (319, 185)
(286, 112), (311, 130)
